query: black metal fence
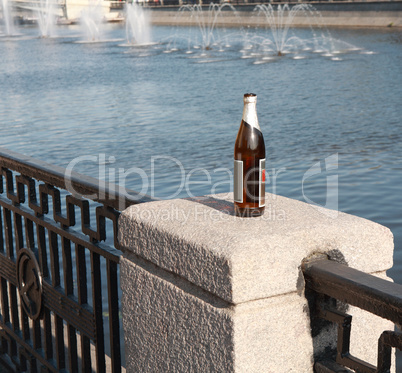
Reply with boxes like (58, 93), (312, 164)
(0, 147), (151, 372)
(303, 255), (402, 373)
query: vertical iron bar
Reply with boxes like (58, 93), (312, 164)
(8, 288), (18, 339)
(19, 347), (28, 372)
(76, 244), (91, 373)
(0, 278), (7, 321)
(54, 316), (65, 371)
(28, 218), (41, 356)
(75, 245), (88, 304)
(62, 236), (78, 372)
(3, 208), (13, 259)
(29, 354), (38, 373)
(91, 251), (105, 373)
(0, 277), (9, 355)
(20, 308), (30, 342)
(37, 224), (53, 364)
(42, 309), (53, 362)
(32, 319), (41, 352)
(49, 231), (64, 370)
(13, 212), (23, 255)
(61, 237), (73, 296)
(0, 205), (6, 356)
(8, 210), (19, 358)
(81, 334), (91, 373)
(36, 225), (50, 279)
(14, 213), (28, 348)
(67, 326), (78, 372)
(338, 314), (351, 358)
(3, 206), (15, 357)
(48, 232), (60, 288)
(0, 207), (10, 328)
(0, 205), (3, 253)
(107, 259), (121, 373)
(24, 217), (35, 250)
(23, 218), (36, 351)
(377, 332), (392, 373)
(2, 206), (14, 358)
(37, 225), (48, 279)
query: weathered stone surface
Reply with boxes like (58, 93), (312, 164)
(121, 256), (395, 372)
(121, 255), (313, 373)
(119, 193), (393, 304)
(121, 255), (235, 373)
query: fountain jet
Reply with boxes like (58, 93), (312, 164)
(125, 3), (151, 45)
(36, 0), (56, 37)
(1, 0), (14, 35)
(177, 3), (239, 51)
(253, 4), (335, 57)
(80, 1), (103, 42)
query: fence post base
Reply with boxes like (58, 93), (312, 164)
(119, 193), (395, 372)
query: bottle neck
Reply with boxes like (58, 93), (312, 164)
(242, 102), (260, 131)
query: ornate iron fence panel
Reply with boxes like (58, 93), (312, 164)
(303, 255), (402, 373)
(0, 147), (151, 372)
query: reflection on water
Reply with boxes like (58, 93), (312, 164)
(0, 22), (401, 364)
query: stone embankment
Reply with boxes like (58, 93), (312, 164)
(148, 1), (402, 28)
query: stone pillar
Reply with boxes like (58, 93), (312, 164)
(118, 193), (395, 372)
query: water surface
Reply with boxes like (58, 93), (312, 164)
(0, 21), (401, 363)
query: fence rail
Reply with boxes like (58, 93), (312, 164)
(0, 147), (151, 372)
(302, 255), (402, 373)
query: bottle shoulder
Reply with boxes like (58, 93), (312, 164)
(235, 120), (265, 158)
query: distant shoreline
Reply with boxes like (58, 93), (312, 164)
(146, 1), (402, 28)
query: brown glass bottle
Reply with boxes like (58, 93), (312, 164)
(234, 93), (266, 217)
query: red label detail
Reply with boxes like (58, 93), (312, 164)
(262, 169), (266, 182)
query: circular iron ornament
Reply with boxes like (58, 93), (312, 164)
(16, 248), (43, 320)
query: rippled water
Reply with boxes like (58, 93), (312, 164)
(1, 22), (401, 363)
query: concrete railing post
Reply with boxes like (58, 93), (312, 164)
(118, 193), (395, 372)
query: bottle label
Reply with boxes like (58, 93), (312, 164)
(234, 160), (243, 203)
(259, 158), (266, 207)
(234, 159), (266, 206)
